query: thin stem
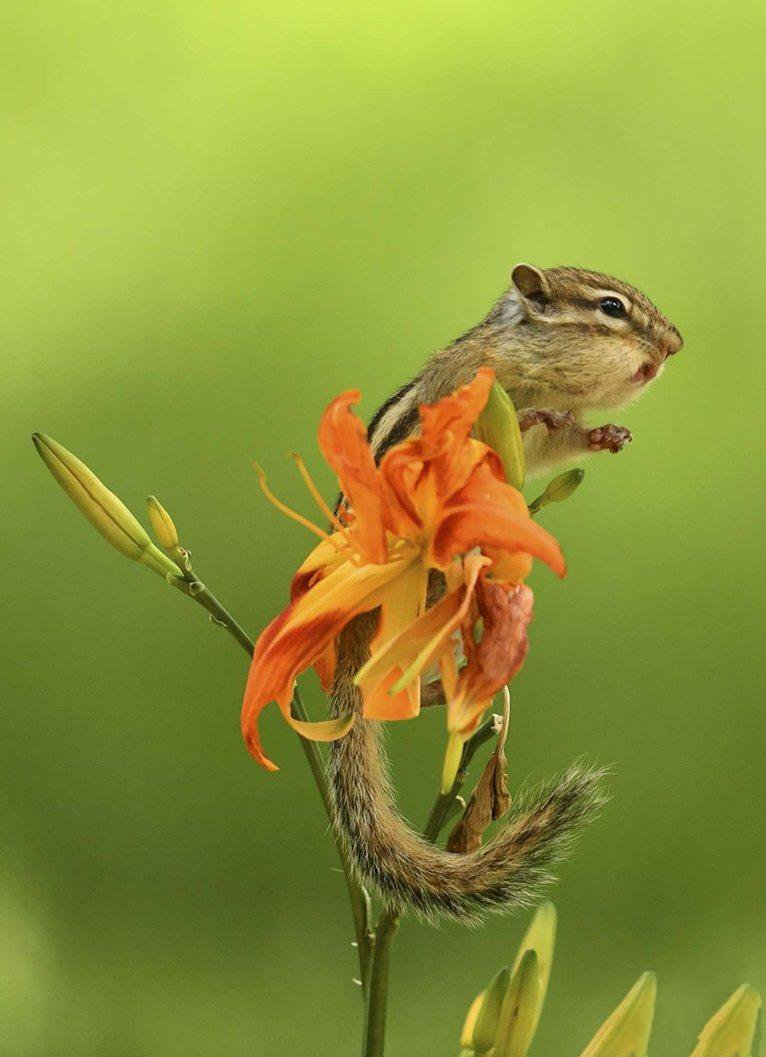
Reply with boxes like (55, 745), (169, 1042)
(362, 909), (399, 1057)
(171, 567), (373, 992)
(361, 713), (501, 1057)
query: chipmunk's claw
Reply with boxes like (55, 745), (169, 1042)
(588, 424), (633, 453)
(518, 408), (577, 432)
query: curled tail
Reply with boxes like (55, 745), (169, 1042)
(328, 619), (607, 924)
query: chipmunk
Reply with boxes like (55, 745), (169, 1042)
(328, 264), (683, 922)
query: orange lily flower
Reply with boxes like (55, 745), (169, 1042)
(242, 367), (565, 771)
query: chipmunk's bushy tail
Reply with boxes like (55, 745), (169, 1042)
(327, 621), (607, 924)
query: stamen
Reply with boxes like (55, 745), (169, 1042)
(288, 451), (351, 538)
(253, 463), (329, 541)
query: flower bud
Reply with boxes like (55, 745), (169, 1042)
(147, 495), (180, 551)
(528, 469), (585, 515)
(494, 950), (541, 1057)
(475, 381), (526, 490)
(511, 902), (556, 1042)
(32, 433), (182, 580)
(543, 468), (585, 504)
(579, 972), (656, 1057)
(460, 991), (486, 1053)
(690, 984), (762, 1057)
(472, 967), (511, 1054)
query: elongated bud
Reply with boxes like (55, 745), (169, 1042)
(528, 469), (585, 515)
(32, 434), (182, 580)
(147, 495), (180, 551)
(510, 902), (557, 1042)
(579, 972), (657, 1057)
(494, 949), (541, 1057)
(460, 991), (486, 1052)
(472, 967), (511, 1053)
(475, 381), (526, 490)
(689, 984), (762, 1057)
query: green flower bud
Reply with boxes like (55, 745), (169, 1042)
(472, 966), (511, 1054)
(147, 495), (180, 551)
(511, 902), (557, 1042)
(528, 469), (585, 515)
(579, 972), (656, 1057)
(32, 433), (182, 580)
(690, 984), (762, 1057)
(475, 381), (526, 490)
(493, 950), (541, 1057)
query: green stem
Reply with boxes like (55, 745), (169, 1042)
(171, 569), (373, 992)
(362, 909), (400, 1057)
(361, 713), (500, 1057)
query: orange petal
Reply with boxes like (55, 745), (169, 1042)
(362, 665), (421, 721)
(356, 562), (429, 720)
(284, 711), (355, 742)
(242, 554), (415, 768)
(313, 640), (337, 691)
(389, 552), (489, 693)
(317, 391), (388, 564)
(418, 368), (495, 456)
(431, 466), (565, 578)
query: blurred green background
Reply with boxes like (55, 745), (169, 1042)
(2, 1), (765, 1054)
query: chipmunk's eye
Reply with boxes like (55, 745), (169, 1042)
(599, 297), (627, 318)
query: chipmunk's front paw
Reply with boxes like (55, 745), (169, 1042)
(518, 408), (577, 433)
(588, 424), (633, 453)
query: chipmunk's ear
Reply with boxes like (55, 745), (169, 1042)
(511, 263), (550, 308)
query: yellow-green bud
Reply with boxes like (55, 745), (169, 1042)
(32, 433), (182, 580)
(472, 967), (511, 1054)
(460, 991), (486, 1053)
(510, 902), (556, 1042)
(579, 972), (656, 1057)
(475, 381), (526, 490)
(528, 469), (585, 515)
(147, 495), (180, 551)
(542, 468), (585, 505)
(494, 950), (541, 1057)
(690, 984), (762, 1057)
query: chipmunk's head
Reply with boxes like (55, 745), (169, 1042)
(506, 263), (683, 408)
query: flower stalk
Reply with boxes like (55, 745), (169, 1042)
(32, 432), (374, 992)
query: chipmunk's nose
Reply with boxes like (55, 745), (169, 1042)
(665, 326), (683, 356)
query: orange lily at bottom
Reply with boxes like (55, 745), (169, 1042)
(242, 367), (565, 772)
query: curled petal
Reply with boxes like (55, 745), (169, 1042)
(318, 391), (388, 563)
(242, 555), (415, 768)
(418, 367), (494, 456)
(431, 465), (565, 578)
(285, 711), (355, 743)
